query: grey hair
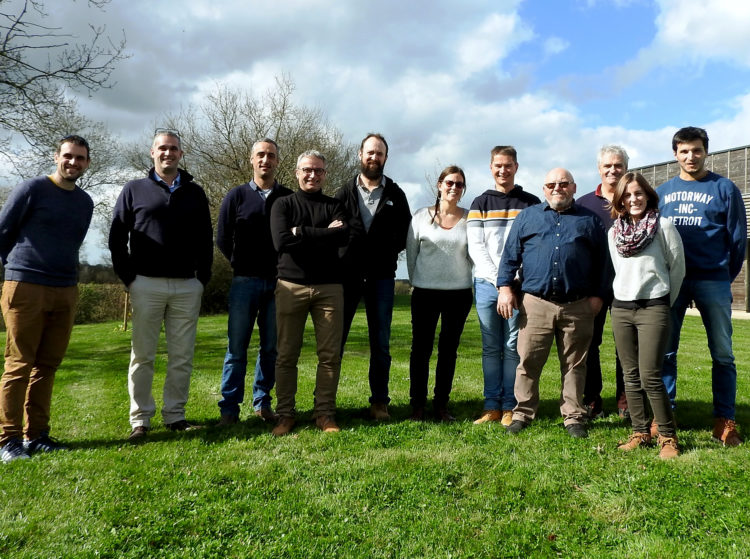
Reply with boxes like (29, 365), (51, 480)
(296, 150), (326, 168)
(597, 145), (629, 168)
(252, 138), (279, 156)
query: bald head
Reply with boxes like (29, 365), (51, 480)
(543, 167), (576, 211)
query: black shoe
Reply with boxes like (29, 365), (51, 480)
(506, 420), (529, 434)
(409, 405), (425, 421)
(433, 406), (456, 423)
(1, 438), (30, 463)
(165, 419), (199, 431)
(566, 423), (588, 439)
(218, 414), (239, 426)
(128, 426), (149, 442)
(24, 432), (67, 454)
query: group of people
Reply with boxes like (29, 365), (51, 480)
(0, 126), (745, 463)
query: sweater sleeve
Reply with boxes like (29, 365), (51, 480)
(196, 189), (214, 286)
(406, 212), (420, 281)
(215, 189), (236, 262)
(661, 219), (686, 306)
(108, 185), (136, 287)
(726, 183), (747, 282)
(467, 199), (496, 279)
(0, 182), (31, 265)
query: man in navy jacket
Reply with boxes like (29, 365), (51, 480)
(215, 138), (292, 425)
(109, 129), (213, 441)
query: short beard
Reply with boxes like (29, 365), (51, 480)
(360, 161), (384, 181)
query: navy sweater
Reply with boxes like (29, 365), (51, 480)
(216, 181), (293, 278)
(108, 169), (213, 286)
(270, 189), (349, 285)
(0, 176), (93, 287)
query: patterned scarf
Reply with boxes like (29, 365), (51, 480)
(612, 209), (660, 257)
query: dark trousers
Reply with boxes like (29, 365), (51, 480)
(611, 304), (676, 437)
(583, 301), (626, 412)
(340, 278), (395, 404)
(409, 287), (473, 407)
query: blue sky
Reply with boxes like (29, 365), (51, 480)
(13, 0), (750, 262)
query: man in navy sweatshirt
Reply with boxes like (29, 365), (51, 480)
(109, 129), (213, 441)
(269, 150), (349, 436)
(215, 138), (292, 425)
(0, 135), (93, 463)
(658, 126), (747, 447)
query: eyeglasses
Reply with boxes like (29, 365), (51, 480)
(544, 181), (572, 190)
(154, 128), (181, 140)
(298, 167), (327, 176)
(443, 179), (465, 189)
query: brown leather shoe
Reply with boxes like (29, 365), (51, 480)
(501, 410), (514, 427)
(271, 416), (295, 436)
(369, 403), (390, 421)
(315, 415), (340, 433)
(218, 414), (239, 426)
(712, 417), (743, 447)
(650, 420), (658, 438)
(473, 410), (502, 424)
(128, 426), (149, 442)
(617, 432), (652, 451)
(255, 408), (279, 422)
(658, 435), (680, 459)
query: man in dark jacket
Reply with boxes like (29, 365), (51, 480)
(215, 138), (292, 425)
(109, 129), (213, 441)
(334, 133), (411, 421)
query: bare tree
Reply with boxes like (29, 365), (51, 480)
(0, 0), (126, 153)
(127, 76), (359, 210)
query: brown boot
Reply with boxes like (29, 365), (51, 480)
(712, 418), (743, 447)
(369, 403), (390, 421)
(315, 415), (340, 433)
(473, 410), (502, 425)
(617, 432), (652, 451)
(658, 435), (680, 459)
(271, 416), (295, 437)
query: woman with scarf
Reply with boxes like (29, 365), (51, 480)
(609, 172), (685, 459)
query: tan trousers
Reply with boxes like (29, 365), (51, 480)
(274, 280), (343, 419)
(513, 294), (593, 426)
(0, 281), (78, 444)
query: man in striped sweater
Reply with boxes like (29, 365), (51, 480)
(468, 146), (540, 427)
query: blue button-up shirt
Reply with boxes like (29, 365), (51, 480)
(497, 201), (607, 300)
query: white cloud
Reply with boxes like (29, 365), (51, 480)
(543, 37), (569, 56)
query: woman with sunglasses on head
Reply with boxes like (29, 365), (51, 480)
(609, 172), (685, 459)
(406, 166), (473, 422)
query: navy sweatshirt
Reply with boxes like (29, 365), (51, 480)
(0, 175), (93, 287)
(270, 189), (349, 285)
(215, 181), (293, 278)
(108, 169), (213, 287)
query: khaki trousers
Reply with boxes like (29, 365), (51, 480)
(274, 280), (343, 419)
(0, 281), (78, 443)
(513, 294), (593, 426)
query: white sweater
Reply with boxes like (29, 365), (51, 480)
(406, 206), (473, 290)
(608, 217), (685, 305)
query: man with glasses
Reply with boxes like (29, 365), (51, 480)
(497, 168), (607, 439)
(269, 150), (349, 436)
(215, 138), (292, 426)
(109, 129), (213, 441)
(334, 133), (411, 421)
(0, 136), (93, 462)
(469, 145), (540, 427)
(577, 145), (629, 420)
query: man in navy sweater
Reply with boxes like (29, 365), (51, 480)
(215, 138), (292, 425)
(269, 150), (349, 436)
(0, 135), (93, 463)
(658, 127), (747, 446)
(109, 129), (213, 441)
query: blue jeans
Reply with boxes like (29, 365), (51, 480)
(474, 278), (519, 411)
(219, 276), (277, 417)
(662, 279), (736, 419)
(341, 278), (395, 404)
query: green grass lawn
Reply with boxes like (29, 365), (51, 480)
(1, 295), (748, 558)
